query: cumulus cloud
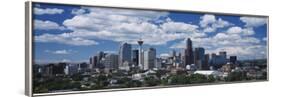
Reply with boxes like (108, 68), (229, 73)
(34, 7), (267, 60)
(35, 33), (98, 46)
(160, 20), (199, 33)
(45, 49), (74, 54)
(240, 17), (267, 27)
(34, 20), (66, 30)
(226, 26), (255, 36)
(199, 14), (232, 33)
(263, 37), (267, 41)
(71, 8), (86, 15)
(34, 7), (64, 15)
(36, 7), (205, 46)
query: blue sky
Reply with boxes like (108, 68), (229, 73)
(32, 3), (268, 64)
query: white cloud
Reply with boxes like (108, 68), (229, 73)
(34, 20), (65, 30)
(34, 7), (64, 15)
(226, 26), (242, 34)
(240, 17), (267, 27)
(200, 14), (216, 28)
(71, 8), (86, 15)
(161, 20), (199, 33)
(45, 49), (74, 54)
(103, 50), (117, 54)
(54, 7), (204, 45)
(263, 37), (267, 41)
(35, 59), (88, 64)
(242, 28), (255, 36)
(34, 7), (266, 60)
(199, 14), (232, 33)
(160, 53), (170, 58)
(226, 26), (254, 36)
(35, 33), (98, 46)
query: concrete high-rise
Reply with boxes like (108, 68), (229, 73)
(104, 54), (119, 69)
(144, 48), (156, 70)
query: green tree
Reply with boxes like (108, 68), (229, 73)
(168, 75), (189, 85)
(188, 74), (208, 84)
(225, 71), (246, 81)
(144, 76), (160, 86)
(207, 75), (216, 82)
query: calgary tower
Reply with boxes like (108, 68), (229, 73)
(137, 38), (144, 70)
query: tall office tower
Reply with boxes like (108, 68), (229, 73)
(219, 51), (227, 59)
(185, 38), (194, 65)
(103, 54), (119, 69)
(144, 48), (156, 70)
(181, 49), (186, 66)
(44, 63), (66, 77)
(44, 64), (54, 77)
(89, 57), (93, 69)
(89, 56), (98, 69)
(194, 47), (205, 70)
(137, 38), (144, 69)
(118, 42), (132, 70)
(155, 58), (162, 69)
(172, 50), (176, 58)
(178, 52), (181, 59)
(96, 51), (106, 69)
(64, 64), (78, 75)
(210, 53), (217, 66)
(132, 49), (139, 67)
(78, 63), (88, 72)
(229, 56), (237, 64)
(203, 54), (210, 70)
(219, 51), (227, 64)
(171, 50), (177, 67)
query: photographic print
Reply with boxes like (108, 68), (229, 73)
(29, 2), (268, 95)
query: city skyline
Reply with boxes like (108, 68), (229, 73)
(33, 3), (268, 64)
(31, 2), (268, 94)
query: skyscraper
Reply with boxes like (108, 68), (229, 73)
(229, 56), (237, 64)
(89, 57), (93, 69)
(210, 53), (217, 66)
(89, 56), (98, 69)
(181, 50), (186, 66)
(194, 47), (205, 70)
(185, 38), (194, 65)
(132, 49), (139, 66)
(203, 54), (210, 70)
(64, 64), (78, 75)
(219, 51), (227, 64)
(118, 42), (132, 70)
(104, 54), (119, 69)
(219, 51), (227, 59)
(144, 48), (156, 70)
(137, 38), (144, 70)
(171, 50), (177, 67)
(211, 52), (227, 68)
(96, 51), (106, 69)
